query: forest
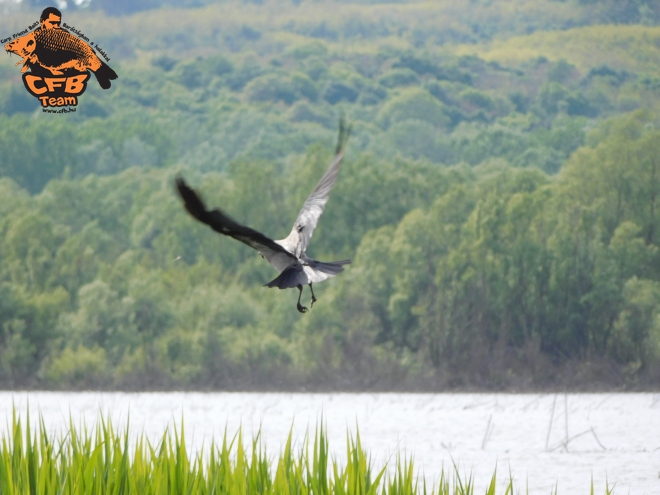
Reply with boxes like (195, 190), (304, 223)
(0, 0), (659, 391)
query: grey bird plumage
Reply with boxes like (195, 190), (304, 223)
(176, 120), (351, 313)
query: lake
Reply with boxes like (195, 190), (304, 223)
(0, 392), (658, 494)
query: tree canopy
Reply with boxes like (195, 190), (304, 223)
(0, 1), (659, 390)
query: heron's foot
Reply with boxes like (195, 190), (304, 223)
(310, 295), (317, 308)
(297, 302), (308, 314)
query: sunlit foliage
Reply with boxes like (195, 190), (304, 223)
(0, 1), (659, 390)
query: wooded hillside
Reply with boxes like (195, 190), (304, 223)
(0, 0), (659, 390)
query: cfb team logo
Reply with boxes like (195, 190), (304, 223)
(3, 7), (117, 112)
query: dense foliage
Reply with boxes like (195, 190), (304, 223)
(0, 1), (659, 390)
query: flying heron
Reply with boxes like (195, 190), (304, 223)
(175, 120), (352, 313)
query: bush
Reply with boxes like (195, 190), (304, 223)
(245, 74), (299, 104)
(377, 88), (450, 129)
(379, 119), (454, 163)
(378, 68), (421, 88)
(288, 102), (334, 127)
(538, 82), (570, 114)
(292, 72), (320, 101)
(323, 82), (360, 104)
(45, 346), (112, 389)
(286, 40), (329, 60)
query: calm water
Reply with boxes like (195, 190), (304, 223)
(0, 392), (658, 494)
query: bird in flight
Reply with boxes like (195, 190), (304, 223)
(176, 120), (352, 313)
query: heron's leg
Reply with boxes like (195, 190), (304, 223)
(309, 283), (317, 307)
(296, 285), (308, 313)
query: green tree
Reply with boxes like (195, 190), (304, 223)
(377, 88), (451, 129)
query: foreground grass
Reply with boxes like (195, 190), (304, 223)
(0, 411), (612, 495)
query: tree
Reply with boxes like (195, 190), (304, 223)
(377, 88), (450, 129)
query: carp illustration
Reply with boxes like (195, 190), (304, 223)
(5, 28), (117, 89)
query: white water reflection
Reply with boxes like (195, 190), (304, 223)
(0, 392), (658, 494)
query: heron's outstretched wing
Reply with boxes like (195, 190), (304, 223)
(176, 177), (298, 267)
(285, 118), (351, 257)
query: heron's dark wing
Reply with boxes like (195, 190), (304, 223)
(287, 119), (351, 257)
(176, 177), (297, 264)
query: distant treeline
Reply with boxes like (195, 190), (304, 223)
(0, 2), (659, 390)
(0, 111), (658, 391)
(19, 0), (660, 26)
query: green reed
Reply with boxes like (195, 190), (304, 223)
(0, 409), (612, 495)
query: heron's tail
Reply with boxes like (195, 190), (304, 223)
(264, 259), (352, 289)
(313, 259), (352, 274)
(265, 265), (305, 290)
